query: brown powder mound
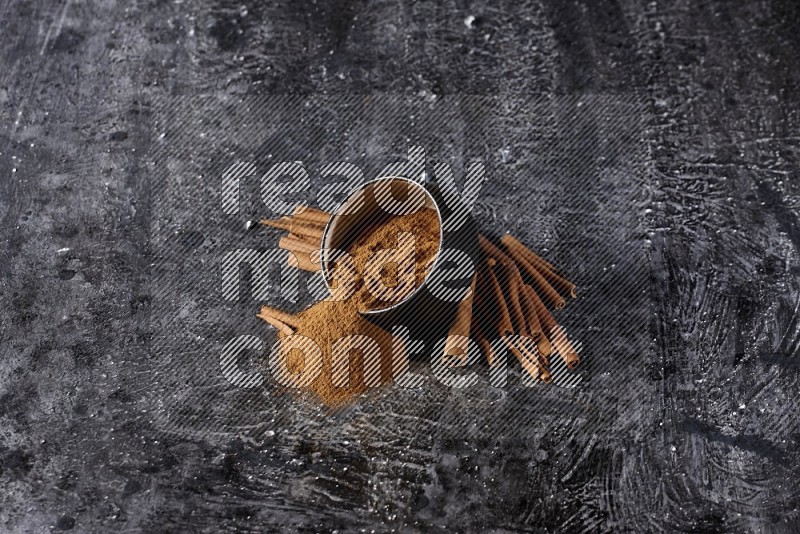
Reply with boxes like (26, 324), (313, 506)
(276, 208), (439, 407)
(278, 299), (397, 408)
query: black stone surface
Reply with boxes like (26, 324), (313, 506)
(1, 1), (799, 532)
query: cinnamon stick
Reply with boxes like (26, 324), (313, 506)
(523, 284), (578, 369)
(501, 336), (551, 382)
(501, 234), (577, 298)
(500, 261), (531, 337)
(287, 250), (320, 272)
(478, 235), (563, 368)
(537, 335), (552, 359)
(501, 242), (566, 310)
(518, 338), (552, 383)
(549, 324), (580, 369)
(519, 280), (543, 340)
(478, 234), (514, 266)
(257, 314), (295, 336)
(291, 223), (324, 242)
(279, 235), (318, 254)
(443, 273), (478, 358)
(521, 284), (555, 358)
(259, 216), (293, 232)
(501, 233), (561, 274)
(471, 270), (496, 365)
(471, 319), (495, 366)
(524, 284), (556, 331)
(502, 337), (538, 381)
(483, 260), (514, 337)
(259, 215), (324, 240)
(292, 205), (330, 226)
(257, 306), (299, 330)
(479, 233), (566, 310)
(289, 231), (322, 251)
(477, 249), (551, 381)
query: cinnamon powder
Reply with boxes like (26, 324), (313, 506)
(280, 299), (394, 408)
(348, 208), (440, 312)
(277, 208), (440, 407)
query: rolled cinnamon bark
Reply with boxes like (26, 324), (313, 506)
(519, 281), (543, 340)
(287, 250), (320, 272)
(471, 319), (495, 366)
(290, 229), (324, 254)
(524, 284), (556, 331)
(257, 314), (295, 336)
(484, 261), (514, 337)
(260, 214), (324, 254)
(478, 234), (513, 266)
(523, 284), (579, 369)
(500, 337), (538, 381)
(256, 306), (297, 336)
(501, 234), (577, 298)
(471, 270), (496, 365)
(500, 261), (529, 336)
(279, 235), (318, 254)
(443, 273), (478, 357)
(518, 338), (552, 383)
(537, 335), (552, 358)
(260, 215), (325, 239)
(502, 337), (553, 382)
(501, 241), (566, 310)
(549, 324), (581, 369)
(257, 305), (299, 330)
(259, 216), (293, 232)
(290, 222), (324, 242)
(292, 205), (330, 226)
(501, 234), (560, 274)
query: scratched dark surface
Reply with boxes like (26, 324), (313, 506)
(1, 1), (799, 532)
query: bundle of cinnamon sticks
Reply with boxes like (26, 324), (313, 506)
(255, 205), (581, 384)
(257, 205), (328, 272)
(450, 234), (580, 384)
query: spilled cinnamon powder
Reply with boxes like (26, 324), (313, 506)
(277, 208), (440, 407)
(279, 299), (394, 408)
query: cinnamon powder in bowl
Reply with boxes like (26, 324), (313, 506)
(276, 206), (440, 407)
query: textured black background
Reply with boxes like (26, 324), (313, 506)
(1, 0), (799, 532)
